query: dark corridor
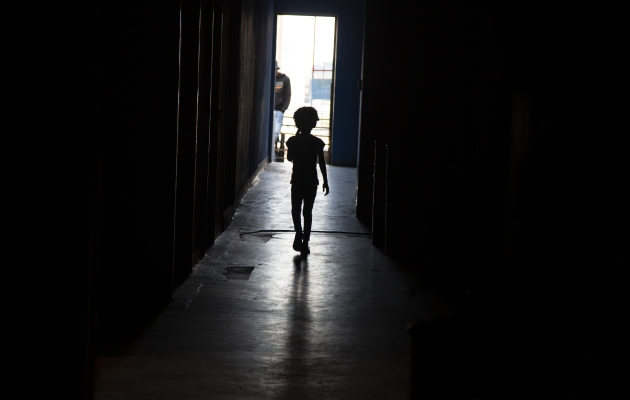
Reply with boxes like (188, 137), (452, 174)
(77, 0), (627, 398)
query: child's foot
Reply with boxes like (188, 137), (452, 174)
(301, 242), (310, 255)
(293, 232), (303, 251)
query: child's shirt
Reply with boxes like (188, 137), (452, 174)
(286, 133), (325, 186)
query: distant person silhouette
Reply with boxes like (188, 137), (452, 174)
(274, 61), (291, 156)
(286, 107), (329, 254)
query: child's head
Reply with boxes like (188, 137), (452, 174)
(293, 107), (319, 131)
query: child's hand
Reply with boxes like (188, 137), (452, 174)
(323, 182), (330, 196)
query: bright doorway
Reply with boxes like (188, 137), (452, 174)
(274, 14), (337, 163)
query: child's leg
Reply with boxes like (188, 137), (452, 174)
(291, 187), (303, 233)
(302, 185), (318, 243)
(291, 188), (303, 233)
(291, 186), (304, 251)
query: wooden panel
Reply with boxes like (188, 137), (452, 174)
(192, 0), (215, 264)
(173, 0), (202, 285)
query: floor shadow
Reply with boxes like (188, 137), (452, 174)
(275, 255), (312, 397)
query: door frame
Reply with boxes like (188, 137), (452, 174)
(272, 12), (339, 164)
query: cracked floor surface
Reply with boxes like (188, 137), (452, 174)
(95, 162), (449, 400)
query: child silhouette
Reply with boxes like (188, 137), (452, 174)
(286, 107), (330, 254)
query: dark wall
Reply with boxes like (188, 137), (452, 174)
(93, 0), (274, 350)
(360, 1), (624, 396)
(94, 1), (181, 346)
(252, 0), (275, 171)
(359, 0), (511, 287)
(173, 0), (202, 284)
(275, 0), (365, 166)
(222, 0), (274, 226)
(500, 4), (624, 396)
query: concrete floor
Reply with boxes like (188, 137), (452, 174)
(95, 163), (450, 400)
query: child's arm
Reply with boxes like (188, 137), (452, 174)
(318, 147), (329, 195)
(286, 139), (293, 162)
